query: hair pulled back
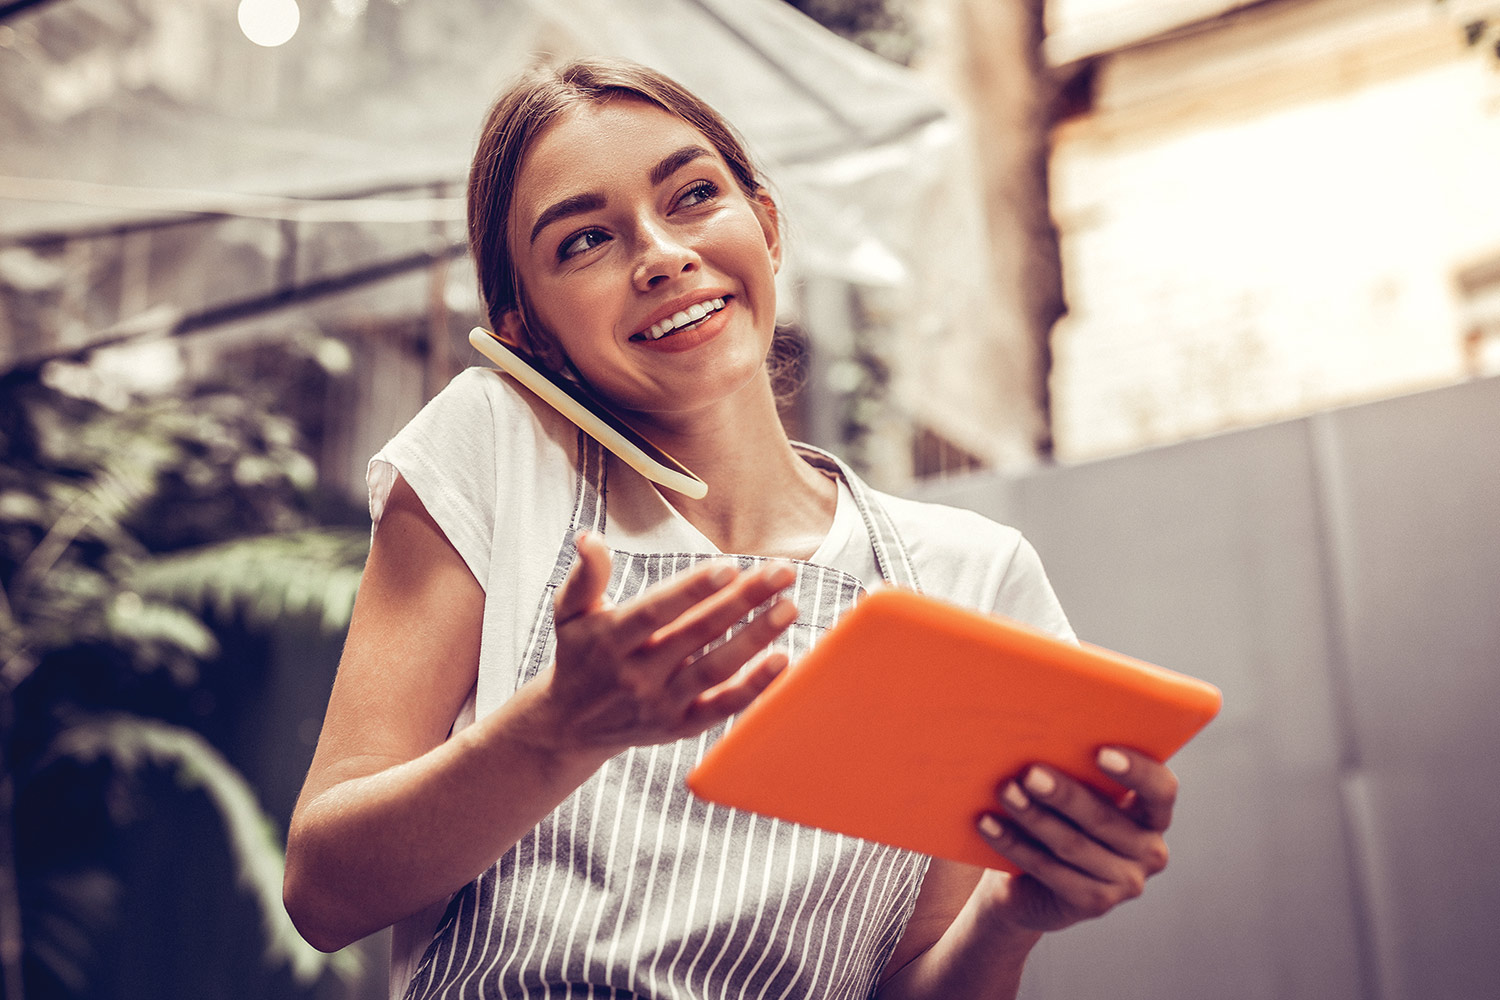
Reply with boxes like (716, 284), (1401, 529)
(467, 59), (769, 371)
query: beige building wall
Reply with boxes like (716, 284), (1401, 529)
(1046, 0), (1500, 461)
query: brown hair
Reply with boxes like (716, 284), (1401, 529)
(467, 58), (772, 372)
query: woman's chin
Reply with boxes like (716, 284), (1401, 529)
(627, 365), (775, 427)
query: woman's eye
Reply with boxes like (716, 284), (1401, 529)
(675, 180), (719, 210)
(558, 229), (609, 260)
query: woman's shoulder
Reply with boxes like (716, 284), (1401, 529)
(396, 366), (579, 456)
(872, 488), (1073, 637)
(874, 489), (1025, 560)
(368, 367), (581, 590)
(371, 366), (578, 511)
(445, 365), (574, 427)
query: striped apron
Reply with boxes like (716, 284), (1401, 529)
(403, 434), (930, 1000)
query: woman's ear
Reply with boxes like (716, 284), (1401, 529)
(497, 309), (526, 348)
(753, 194), (783, 274)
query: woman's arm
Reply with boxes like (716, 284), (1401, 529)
(283, 475), (797, 952)
(875, 748), (1178, 1000)
(875, 859), (1037, 1000)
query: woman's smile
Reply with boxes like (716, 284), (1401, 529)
(631, 294), (728, 342)
(629, 297), (734, 355)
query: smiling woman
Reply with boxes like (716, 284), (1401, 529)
(282, 58), (1185, 1000)
(498, 97), (782, 420)
(467, 63), (772, 379)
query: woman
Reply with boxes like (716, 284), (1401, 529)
(283, 59), (1178, 1000)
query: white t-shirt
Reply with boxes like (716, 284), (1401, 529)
(369, 367), (1073, 996)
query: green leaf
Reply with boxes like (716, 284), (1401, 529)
(20, 867), (121, 996)
(105, 594), (219, 660)
(0, 490), (47, 525)
(42, 715), (361, 984)
(128, 529), (368, 633)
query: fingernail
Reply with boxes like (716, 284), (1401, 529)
(767, 563), (796, 587)
(978, 814), (1003, 838)
(706, 563), (735, 587)
(1003, 782), (1029, 811)
(767, 600), (797, 627)
(1024, 767), (1055, 797)
(1097, 748), (1130, 775)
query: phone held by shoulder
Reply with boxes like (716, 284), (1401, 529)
(468, 327), (708, 500)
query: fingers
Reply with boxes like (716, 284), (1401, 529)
(973, 754), (1178, 925)
(1097, 746), (1178, 833)
(667, 595), (798, 698)
(976, 816), (1130, 921)
(610, 560), (796, 661)
(607, 558), (743, 649)
(997, 766), (1165, 877)
(1022, 762), (1171, 870)
(554, 531), (615, 625)
(683, 648), (789, 730)
(649, 562), (797, 666)
(549, 549), (799, 746)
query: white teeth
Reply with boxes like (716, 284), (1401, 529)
(644, 297), (726, 340)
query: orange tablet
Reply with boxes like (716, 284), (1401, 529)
(686, 588), (1222, 872)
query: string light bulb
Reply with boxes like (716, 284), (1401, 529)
(238, 0), (300, 48)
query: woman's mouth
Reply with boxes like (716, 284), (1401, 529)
(630, 297), (727, 342)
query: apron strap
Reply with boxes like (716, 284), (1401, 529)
(793, 443), (922, 593)
(546, 430), (609, 588)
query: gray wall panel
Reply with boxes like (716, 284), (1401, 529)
(1312, 380), (1500, 1000)
(909, 377), (1500, 998)
(1013, 424), (1364, 999)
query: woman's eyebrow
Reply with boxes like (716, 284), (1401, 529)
(650, 145), (713, 186)
(530, 192), (606, 247)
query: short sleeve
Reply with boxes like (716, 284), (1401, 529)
(367, 368), (503, 586)
(987, 534), (1076, 643)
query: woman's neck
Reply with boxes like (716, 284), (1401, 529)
(634, 378), (837, 559)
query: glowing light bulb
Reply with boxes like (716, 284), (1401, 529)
(238, 0), (300, 48)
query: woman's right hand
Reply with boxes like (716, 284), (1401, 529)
(533, 530), (798, 752)
(287, 496), (797, 952)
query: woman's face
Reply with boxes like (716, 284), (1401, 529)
(503, 98), (782, 424)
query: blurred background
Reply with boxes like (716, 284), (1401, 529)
(1, 0), (1497, 997)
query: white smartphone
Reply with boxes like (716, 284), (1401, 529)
(468, 327), (709, 499)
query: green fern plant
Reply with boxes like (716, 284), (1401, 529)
(0, 367), (368, 998)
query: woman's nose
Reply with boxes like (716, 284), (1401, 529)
(631, 220), (698, 291)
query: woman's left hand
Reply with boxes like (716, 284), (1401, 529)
(972, 746), (1177, 933)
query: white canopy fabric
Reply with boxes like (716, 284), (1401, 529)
(1, 0), (949, 284)
(1, 0), (1036, 468)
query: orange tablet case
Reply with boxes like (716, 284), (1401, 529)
(686, 588), (1222, 872)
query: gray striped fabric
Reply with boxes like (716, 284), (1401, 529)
(402, 436), (929, 1000)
